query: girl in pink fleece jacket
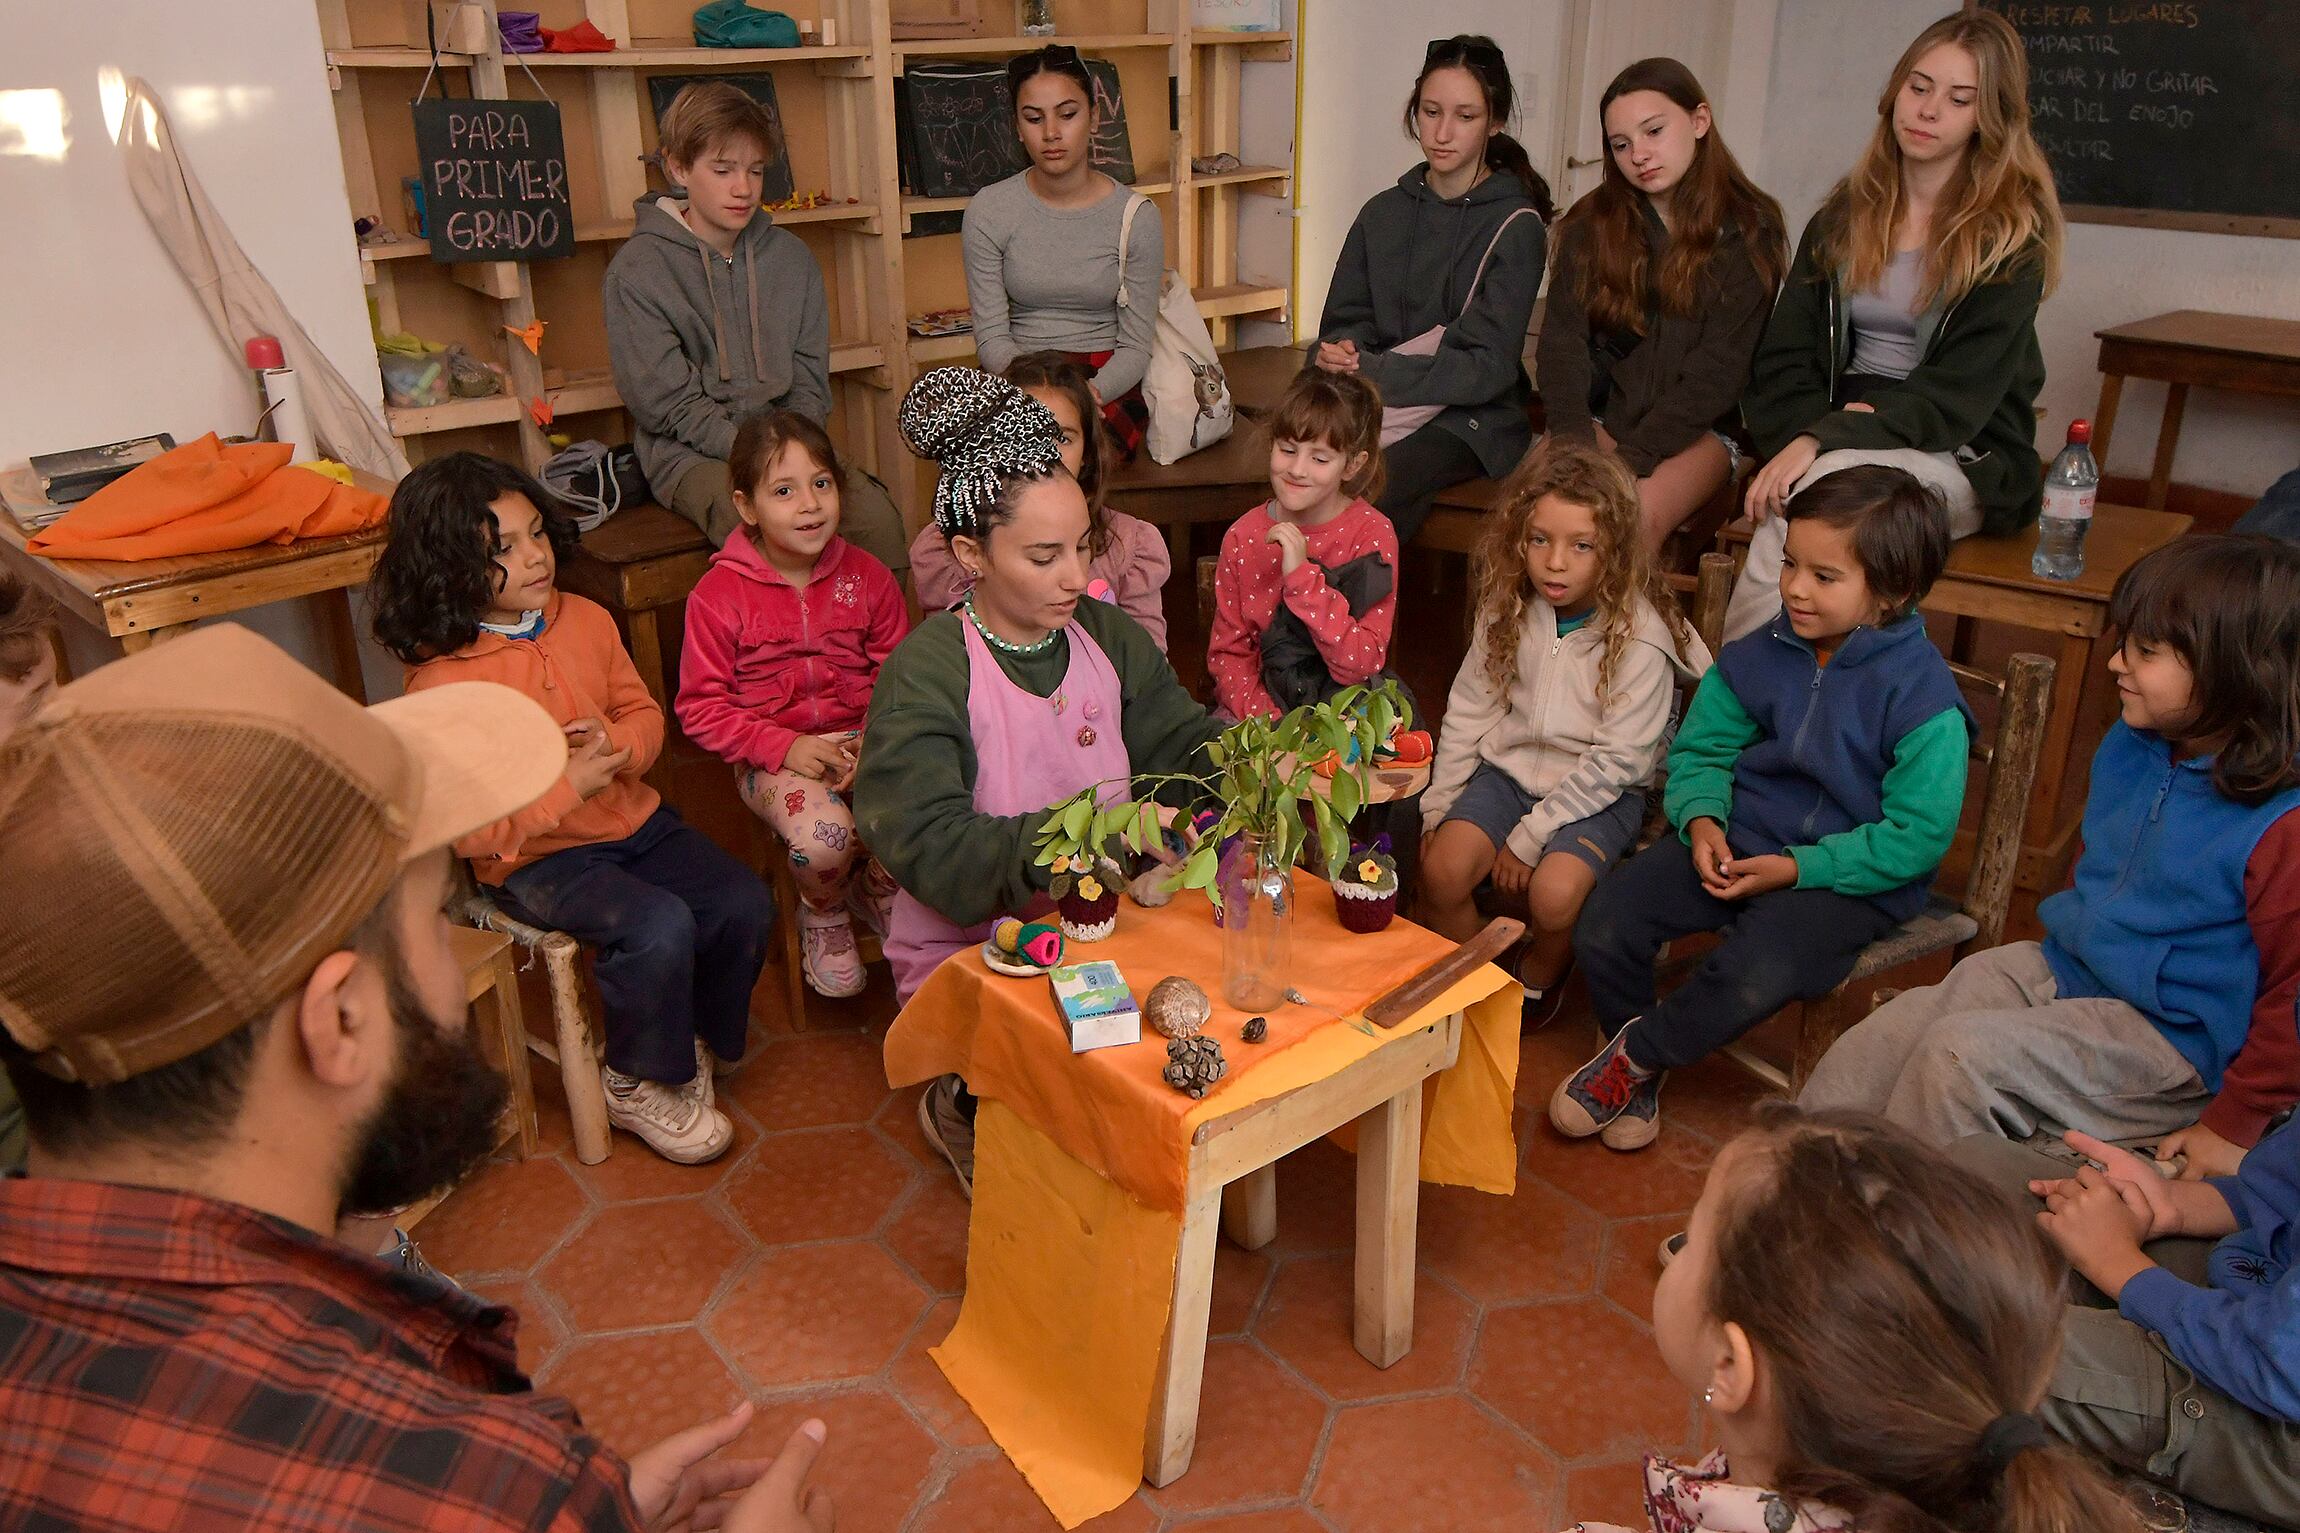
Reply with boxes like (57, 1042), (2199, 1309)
(677, 411), (909, 997)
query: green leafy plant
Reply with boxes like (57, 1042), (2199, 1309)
(1029, 680), (1412, 910)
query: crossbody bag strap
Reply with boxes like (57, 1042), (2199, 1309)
(1454, 205), (1538, 319)
(1115, 192), (1147, 310)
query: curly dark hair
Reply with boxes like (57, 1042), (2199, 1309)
(370, 452), (581, 663)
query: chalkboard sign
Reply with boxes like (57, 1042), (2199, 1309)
(412, 98), (575, 262)
(644, 74), (796, 205)
(1976, 0), (2300, 237)
(896, 56), (1137, 200)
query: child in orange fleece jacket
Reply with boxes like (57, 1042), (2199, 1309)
(371, 453), (771, 1166)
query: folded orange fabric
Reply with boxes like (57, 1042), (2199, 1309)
(30, 433), (387, 562)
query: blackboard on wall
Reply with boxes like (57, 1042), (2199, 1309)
(895, 57), (1137, 203)
(1976, 0), (2300, 237)
(413, 98), (575, 262)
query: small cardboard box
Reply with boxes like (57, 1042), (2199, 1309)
(1049, 961), (1141, 1053)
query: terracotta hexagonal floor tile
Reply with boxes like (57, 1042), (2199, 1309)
(416, 1155), (590, 1279)
(537, 1200), (752, 1334)
(1252, 1253), (1475, 1401)
(1311, 1395), (1557, 1533)
(1599, 1214), (1687, 1325)
(1264, 1137), (1360, 1257)
(1150, 1340), (1328, 1516)
(722, 1126), (914, 1247)
(911, 1455), (1157, 1533)
(571, 1112), (760, 1204)
(1208, 1243), (1272, 1337)
(875, 1083), (939, 1172)
(722, 1033), (896, 1130)
(883, 1178), (971, 1295)
(1417, 1174), (1603, 1306)
(739, 1387), (940, 1533)
(708, 1242), (927, 1387)
(890, 1298), (991, 1448)
(1519, 1117), (1718, 1221)
(1661, 1055), (1781, 1146)
(1562, 1457), (1652, 1529)
(1168, 1513), (1329, 1533)
(462, 1277), (569, 1378)
(538, 1330), (749, 1455)
(1469, 1298), (1695, 1462)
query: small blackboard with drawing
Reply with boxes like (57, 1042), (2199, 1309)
(897, 56), (1136, 203)
(644, 74), (797, 204)
(413, 98), (575, 262)
(1973, 0), (2300, 237)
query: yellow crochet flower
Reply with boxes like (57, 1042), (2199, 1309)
(1050, 854), (1071, 874)
(1356, 858), (1383, 883)
(1077, 875), (1105, 902)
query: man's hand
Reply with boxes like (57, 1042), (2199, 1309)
(625, 1405), (831, 1533)
(783, 736), (848, 784)
(1744, 433), (1820, 523)
(2036, 1164), (2157, 1300)
(1314, 339), (1360, 374)
(2157, 1121), (2245, 1180)
(1714, 853), (1797, 901)
(2032, 1131), (2180, 1240)
(1265, 521), (1309, 576)
(1688, 818), (1734, 894)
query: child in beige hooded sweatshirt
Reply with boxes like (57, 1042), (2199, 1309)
(1418, 439), (1710, 1022)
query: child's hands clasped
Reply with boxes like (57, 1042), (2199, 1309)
(2033, 1160), (2158, 1300)
(1314, 338), (1360, 374)
(2030, 1131), (2180, 1241)
(784, 734), (859, 789)
(1712, 853), (1798, 901)
(565, 718), (633, 799)
(1265, 521), (1309, 576)
(1491, 845), (1534, 899)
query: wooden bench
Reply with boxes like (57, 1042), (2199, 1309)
(1420, 452), (1753, 575)
(556, 502), (715, 709)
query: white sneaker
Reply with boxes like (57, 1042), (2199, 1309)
(799, 905), (867, 998)
(604, 1068), (734, 1164)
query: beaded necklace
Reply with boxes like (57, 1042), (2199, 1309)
(964, 592), (1059, 657)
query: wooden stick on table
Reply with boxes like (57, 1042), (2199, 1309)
(1362, 918), (1524, 1028)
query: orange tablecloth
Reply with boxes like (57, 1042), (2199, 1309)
(30, 435), (387, 561)
(885, 880), (1521, 1525)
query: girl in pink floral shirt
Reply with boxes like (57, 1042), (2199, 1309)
(1569, 1105), (2142, 1533)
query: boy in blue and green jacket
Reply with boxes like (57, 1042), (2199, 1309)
(1554, 466), (1970, 1151)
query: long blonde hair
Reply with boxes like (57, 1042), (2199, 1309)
(1471, 438), (1694, 709)
(1817, 10), (2062, 310)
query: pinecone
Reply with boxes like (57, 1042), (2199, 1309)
(1240, 1016), (1268, 1044)
(1162, 1034), (1228, 1098)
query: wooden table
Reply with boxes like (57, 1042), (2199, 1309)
(0, 468), (392, 699)
(2093, 310), (2300, 509)
(554, 501), (713, 707)
(1724, 501), (2190, 890)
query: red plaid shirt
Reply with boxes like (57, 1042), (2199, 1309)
(0, 1177), (643, 1532)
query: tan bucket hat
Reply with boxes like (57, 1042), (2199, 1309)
(0, 623), (566, 1084)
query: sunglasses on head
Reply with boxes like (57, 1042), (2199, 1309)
(1424, 36), (1504, 72)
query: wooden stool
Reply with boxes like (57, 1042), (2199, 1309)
(456, 869), (614, 1164)
(399, 924), (540, 1229)
(752, 820), (886, 1025)
(556, 503), (714, 709)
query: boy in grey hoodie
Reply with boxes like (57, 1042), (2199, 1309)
(603, 83), (906, 574)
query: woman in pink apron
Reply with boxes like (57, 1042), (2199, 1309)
(854, 368), (1221, 1193)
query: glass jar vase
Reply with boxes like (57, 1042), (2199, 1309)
(1217, 831), (1293, 1011)
(1018, 0), (1055, 36)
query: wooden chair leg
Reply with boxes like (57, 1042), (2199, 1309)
(543, 936), (613, 1164)
(1790, 986), (1856, 1096)
(1220, 1162), (1277, 1251)
(1354, 1083), (1421, 1368)
(1145, 1179), (1224, 1487)
(480, 946), (538, 1158)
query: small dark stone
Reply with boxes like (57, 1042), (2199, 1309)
(1241, 1016), (1268, 1044)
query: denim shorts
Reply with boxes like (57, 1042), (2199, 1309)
(1441, 760), (1645, 873)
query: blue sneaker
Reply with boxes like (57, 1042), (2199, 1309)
(1599, 1067), (1665, 1152)
(1548, 1025), (1653, 1138)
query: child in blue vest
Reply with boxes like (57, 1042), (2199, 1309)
(1806, 535), (2300, 1176)
(1558, 465), (1971, 1150)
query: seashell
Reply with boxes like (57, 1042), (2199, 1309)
(1144, 975), (1212, 1040)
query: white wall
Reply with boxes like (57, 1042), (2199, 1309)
(1293, 0), (1570, 340)
(1759, 0), (2299, 499)
(0, 1), (394, 685)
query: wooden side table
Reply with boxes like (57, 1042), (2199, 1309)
(0, 468), (392, 699)
(2092, 310), (2300, 509)
(1723, 501), (2189, 890)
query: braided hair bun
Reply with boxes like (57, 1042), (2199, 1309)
(899, 366), (1066, 538)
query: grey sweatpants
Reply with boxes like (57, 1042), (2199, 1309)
(668, 457), (911, 576)
(1948, 1136), (2300, 1528)
(1798, 942), (2207, 1147)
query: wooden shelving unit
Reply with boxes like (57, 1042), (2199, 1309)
(318, 0), (1294, 527)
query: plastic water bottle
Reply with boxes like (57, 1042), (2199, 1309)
(2032, 419), (2098, 581)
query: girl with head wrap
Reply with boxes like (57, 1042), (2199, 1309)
(854, 368), (1221, 1190)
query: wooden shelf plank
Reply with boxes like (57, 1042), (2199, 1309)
(903, 180), (1172, 218)
(327, 48), (478, 68)
(1195, 282), (1287, 319)
(907, 333), (977, 363)
(385, 395), (522, 437)
(1191, 163), (1288, 190)
(550, 375), (622, 415)
(895, 33), (1173, 59)
(523, 44), (872, 67)
(1189, 29), (1291, 61)
(830, 342), (885, 373)
(386, 351), (884, 437)
(360, 201), (879, 274)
